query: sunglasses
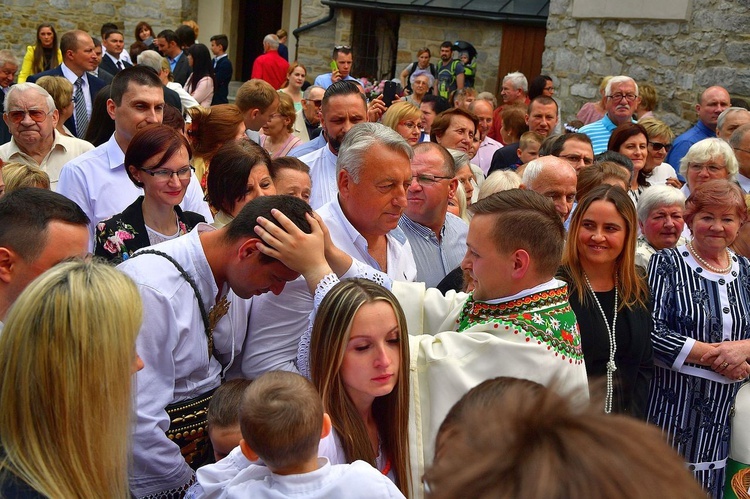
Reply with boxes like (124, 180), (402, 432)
(6, 109), (52, 124)
(648, 141), (672, 152)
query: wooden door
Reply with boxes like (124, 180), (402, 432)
(496, 24), (547, 95)
(237, 0), (284, 81)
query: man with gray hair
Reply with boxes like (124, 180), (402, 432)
(579, 75), (640, 154)
(488, 71), (528, 142)
(137, 49), (193, 112)
(399, 141), (467, 287)
(521, 155), (578, 222)
(251, 34), (289, 90)
(0, 83), (93, 189)
(240, 122), (416, 378)
(717, 107), (750, 142)
(0, 49), (19, 144)
(729, 123), (750, 193)
(292, 84), (324, 144)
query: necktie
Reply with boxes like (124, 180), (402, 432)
(73, 77), (89, 138)
(213, 58), (217, 69)
(116, 60), (123, 71)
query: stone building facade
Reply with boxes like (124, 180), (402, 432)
(0, 0), (196, 61)
(293, 0), (503, 95)
(543, 0), (750, 133)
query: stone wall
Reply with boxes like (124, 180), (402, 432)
(0, 0), (197, 58)
(293, 0), (502, 94)
(544, 0), (750, 134)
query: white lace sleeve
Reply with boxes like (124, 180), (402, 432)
(296, 260), (393, 378)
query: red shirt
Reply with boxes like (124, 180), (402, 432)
(487, 96), (530, 142)
(251, 50), (289, 90)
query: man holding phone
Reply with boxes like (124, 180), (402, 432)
(314, 45), (359, 89)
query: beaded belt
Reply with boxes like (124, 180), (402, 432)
(165, 388), (216, 470)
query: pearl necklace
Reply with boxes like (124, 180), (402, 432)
(584, 272), (618, 414)
(688, 241), (732, 274)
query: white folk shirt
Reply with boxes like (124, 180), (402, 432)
(57, 133), (212, 249)
(118, 225), (250, 498)
(299, 144), (338, 209)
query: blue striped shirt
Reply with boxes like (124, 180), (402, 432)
(579, 114), (619, 155)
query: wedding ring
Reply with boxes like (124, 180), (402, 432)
(721, 362), (729, 369)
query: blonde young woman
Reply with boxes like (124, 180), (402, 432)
(303, 279), (411, 497)
(186, 104), (246, 190)
(0, 260), (143, 499)
(259, 92), (302, 158)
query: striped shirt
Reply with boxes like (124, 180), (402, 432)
(579, 114), (619, 155)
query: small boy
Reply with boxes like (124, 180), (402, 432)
(517, 131), (544, 166)
(220, 371), (404, 498)
(209, 34), (233, 105)
(207, 379), (251, 462)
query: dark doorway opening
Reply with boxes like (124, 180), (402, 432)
(237, 0), (284, 81)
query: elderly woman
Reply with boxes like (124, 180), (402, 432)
(382, 101), (422, 146)
(259, 92), (301, 158)
(635, 185), (687, 269)
(639, 117), (681, 188)
(35, 75), (73, 137)
(679, 137), (738, 198)
(646, 179), (750, 498)
(404, 73), (433, 108)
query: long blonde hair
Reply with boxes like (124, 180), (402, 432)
(0, 260), (142, 498)
(310, 279), (411, 496)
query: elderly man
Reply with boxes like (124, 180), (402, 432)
(292, 84), (324, 143)
(666, 86), (731, 171)
(579, 76), (640, 154)
(235, 78), (279, 144)
(730, 123), (750, 193)
(522, 155), (578, 222)
(470, 98), (502, 174)
(250, 34), (288, 90)
(717, 107), (750, 141)
(314, 45), (358, 90)
(0, 83), (93, 190)
(28, 30), (105, 139)
(489, 96), (559, 173)
(298, 80), (367, 208)
(488, 71), (528, 141)
(0, 188), (89, 324)
(281, 187), (587, 492)
(399, 142), (467, 287)
(239, 123), (416, 379)
(0, 50), (19, 145)
(57, 66), (211, 245)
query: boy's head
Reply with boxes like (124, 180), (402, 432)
(518, 131), (544, 165)
(210, 34), (228, 56)
(239, 371), (330, 472)
(207, 378), (252, 461)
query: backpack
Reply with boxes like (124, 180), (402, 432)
(437, 60), (461, 99)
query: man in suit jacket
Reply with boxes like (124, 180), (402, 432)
(0, 49), (19, 145)
(156, 29), (191, 86)
(210, 34), (232, 105)
(28, 30), (105, 139)
(99, 29), (133, 76)
(89, 38), (114, 84)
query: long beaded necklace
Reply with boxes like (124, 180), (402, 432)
(583, 272), (618, 414)
(688, 240), (732, 274)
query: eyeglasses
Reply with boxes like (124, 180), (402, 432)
(607, 93), (638, 102)
(734, 147), (750, 155)
(269, 113), (285, 119)
(559, 154), (594, 166)
(649, 141), (672, 152)
(310, 99), (322, 108)
(411, 174), (452, 186)
(688, 163), (724, 174)
(399, 121), (420, 130)
(137, 165), (193, 181)
(6, 109), (53, 124)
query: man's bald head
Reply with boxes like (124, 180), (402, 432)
(522, 156), (577, 221)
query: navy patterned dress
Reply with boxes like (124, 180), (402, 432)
(647, 245), (750, 498)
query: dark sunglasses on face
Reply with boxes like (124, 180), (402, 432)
(648, 141), (672, 152)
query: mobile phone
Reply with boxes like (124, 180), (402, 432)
(330, 60), (338, 73)
(383, 81), (398, 107)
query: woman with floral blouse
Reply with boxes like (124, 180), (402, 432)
(94, 124), (204, 262)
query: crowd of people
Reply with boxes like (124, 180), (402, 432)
(0, 20), (749, 499)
